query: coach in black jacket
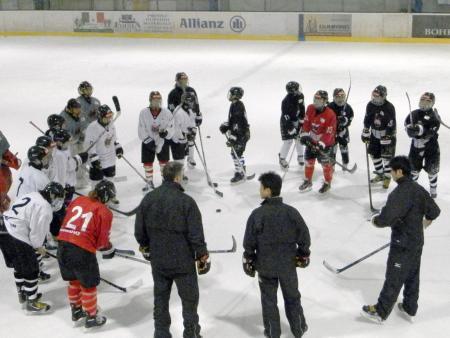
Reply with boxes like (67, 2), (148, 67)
(135, 161), (209, 338)
(362, 155), (440, 323)
(243, 172), (311, 338)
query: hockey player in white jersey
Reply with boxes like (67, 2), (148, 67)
(16, 146), (51, 198)
(84, 104), (123, 203)
(170, 92), (197, 181)
(0, 182), (65, 314)
(138, 91), (174, 192)
(77, 81), (101, 124)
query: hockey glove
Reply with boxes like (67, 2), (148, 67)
(288, 128), (297, 136)
(0, 193), (11, 213)
(77, 151), (89, 164)
(65, 184), (75, 197)
(139, 245), (151, 261)
(186, 127), (197, 142)
(2, 149), (21, 170)
(296, 256), (310, 268)
(115, 143), (124, 159)
(226, 134), (238, 147)
(101, 243), (115, 259)
(361, 128), (370, 143)
(90, 154), (102, 170)
(195, 113), (203, 127)
(406, 124), (423, 138)
(219, 122), (229, 134)
(159, 129), (168, 139)
(196, 254), (211, 275)
(242, 253), (256, 277)
(299, 134), (312, 146)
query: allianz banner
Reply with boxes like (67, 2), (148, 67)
(412, 15), (450, 38)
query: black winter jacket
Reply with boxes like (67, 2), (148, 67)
(134, 181), (208, 273)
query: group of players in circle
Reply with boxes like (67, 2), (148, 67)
(0, 71), (442, 333)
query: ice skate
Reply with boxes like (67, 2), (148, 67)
(71, 304), (86, 326)
(370, 173), (384, 184)
(278, 154), (289, 169)
(84, 312), (107, 330)
(26, 298), (51, 314)
(299, 180), (312, 192)
(318, 182), (331, 194)
(397, 303), (414, 323)
(230, 172), (245, 184)
(38, 270), (51, 283)
(361, 305), (384, 324)
(142, 180), (154, 192)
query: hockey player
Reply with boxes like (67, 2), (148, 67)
(60, 98), (90, 188)
(219, 87), (251, 184)
(298, 90), (337, 193)
(243, 172), (311, 338)
(278, 81), (305, 169)
(0, 131), (21, 213)
(45, 114), (65, 140)
(170, 92), (197, 182)
(134, 161), (209, 338)
(362, 156), (440, 323)
(405, 92), (440, 198)
(168, 72), (202, 167)
(16, 146), (51, 198)
(361, 85), (396, 189)
(84, 105), (123, 203)
(328, 88), (354, 169)
(57, 180), (116, 329)
(0, 182), (65, 314)
(77, 81), (101, 124)
(138, 91), (174, 192)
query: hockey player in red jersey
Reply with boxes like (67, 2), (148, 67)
(57, 180), (116, 329)
(298, 90), (337, 193)
(0, 130), (21, 213)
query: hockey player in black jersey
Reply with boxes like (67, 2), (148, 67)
(278, 81), (305, 169)
(328, 88), (354, 169)
(361, 85), (396, 189)
(405, 92), (440, 198)
(167, 72), (202, 167)
(220, 87), (250, 184)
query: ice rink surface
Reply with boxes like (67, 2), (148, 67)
(0, 36), (449, 338)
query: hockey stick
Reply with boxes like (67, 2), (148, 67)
(310, 143), (357, 173)
(406, 92), (413, 126)
(29, 121), (46, 134)
(225, 134), (255, 181)
(120, 155), (148, 184)
(116, 252), (150, 265)
(46, 252), (139, 292)
(365, 142), (379, 213)
(433, 108), (450, 130)
(281, 139), (299, 182)
(193, 142), (223, 197)
(73, 191), (138, 217)
(209, 235), (237, 253)
(323, 242), (390, 274)
(197, 126), (212, 178)
(84, 95), (121, 153)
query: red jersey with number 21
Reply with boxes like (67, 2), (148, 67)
(58, 196), (113, 254)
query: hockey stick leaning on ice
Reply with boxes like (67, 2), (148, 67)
(193, 142), (223, 197)
(365, 142), (379, 213)
(281, 138), (298, 182)
(73, 191), (138, 217)
(224, 134), (255, 180)
(433, 108), (450, 130)
(322, 242), (390, 274)
(47, 252), (141, 292)
(116, 236), (237, 265)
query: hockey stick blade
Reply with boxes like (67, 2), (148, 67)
(125, 278), (143, 292)
(116, 252), (150, 265)
(112, 95), (121, 112)
(208, 181), (218, 188)
(210, 235), (237, 254)
(323, 260), (340, 274)
(115, 248), (135, 256)
(246, 173), (256, 180)
(345, 163), (357, 174)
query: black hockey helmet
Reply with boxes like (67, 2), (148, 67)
(35, 135), (55, 149)
(40, 182), (65, 212)
(149, 91), (163, 109)
(286, 81), (300, 94)
(27, 145), (51, 169)
(67, 98), (81, 110)
(227, 87), (244, 101)
(181, 91), (196, 108)
(95, 180), (116, 204)
(371, 85), (387, 106)
(53, 129), (71, 144)
(97, 104), (113, 125)
(333, 88), (346, 106)
(78, 81), (93, 97)
(175, 72), (189, 88)
(313, 90), (328, 110)
(47, 114), (65, 130)
(419, 92), (435, 111)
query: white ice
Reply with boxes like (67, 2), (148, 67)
(1, 36), (449, 338)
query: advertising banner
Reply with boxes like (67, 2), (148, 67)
(299, 13), (352, 39)
(412, 15), (450, 38)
